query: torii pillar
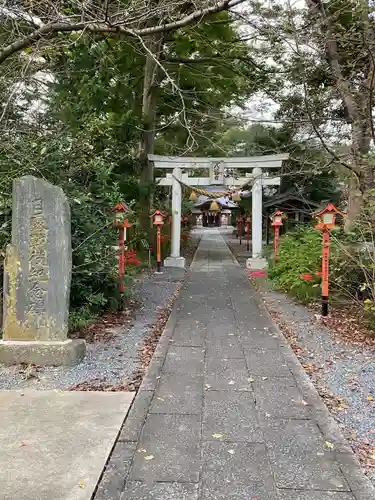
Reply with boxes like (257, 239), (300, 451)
(165, 167), (185, 268)
(250, 166), (264, 267)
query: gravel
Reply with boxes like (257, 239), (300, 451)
(0, 268), (184, 391)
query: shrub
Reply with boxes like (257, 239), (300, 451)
(268, 226), (326, 303)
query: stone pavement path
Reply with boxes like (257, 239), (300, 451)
(95, 229), (373, 500)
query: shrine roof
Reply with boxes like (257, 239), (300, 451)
(262, 192), (320, 211)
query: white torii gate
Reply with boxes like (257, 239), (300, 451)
(149, 154), (289, 269)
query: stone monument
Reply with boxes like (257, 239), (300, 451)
(0, 176), (86, 365)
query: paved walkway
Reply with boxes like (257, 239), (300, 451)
(95, 229), (373, 500)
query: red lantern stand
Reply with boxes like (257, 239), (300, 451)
(245, 215), (251, 252)
(235, 216), (240, 239)
(152, 210), (165, 273)
(236, 216), (243, 245)
(270, 210), (285, 264)
(111, 202), (132, 293)
(313, 203), (345, 316)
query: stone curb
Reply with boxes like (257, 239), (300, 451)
(255, 285), (375, 500)
(138, 294), (181, 393)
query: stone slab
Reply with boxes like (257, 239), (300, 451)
(203, 390), (262, 443)
(246, 257), (268, 269)
(205, 335), (244, 359)
(254, 376), (310, 418)
(3, 176), (72, 342)
(245, 348), (293, 377)
(276, 492), (354, 500)
(264, 419), (350, 491)
(172, 322), (206, 346)
(205, 357), (251, 391)
(162, 346), (205, 375)
(201, 441), (276, 500)
(0, 390), (134, 500)
(240, 329), (283, 350)
(129, 414), (201, 482)
(164, 256), (186, 268)
(150, 373), (203, 414)
(121, 481), (199, 500)
(0, 339), (86, 366)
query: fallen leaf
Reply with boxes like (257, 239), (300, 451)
(144, 455), (154, 460)
(228, 449), (235, 455)
(18, 441), (26, 447)
(79, 480), (86, 489)
(212, 433), (224, 439)
(228, 380), (235, 385)
(262, 377), (268, 381)
(248, 377), (255, 383)
(326, 441), (334, 450)
(367, 396), (374, 401)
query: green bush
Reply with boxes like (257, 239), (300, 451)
(268, 226), (326, 303)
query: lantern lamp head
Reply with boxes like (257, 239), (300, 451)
(270, 209), (285, 227)
(151, 210), (165, 225)
(313, 203), (345, 230)
(111, 202), (131, 228)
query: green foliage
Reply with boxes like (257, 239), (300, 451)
(268, 226), (324, 303)
(0, 12), (267, 330)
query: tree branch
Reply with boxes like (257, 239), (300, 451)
(0, 0), (246, 65)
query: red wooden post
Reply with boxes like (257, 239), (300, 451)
(313, 203), (345, 316)
(239, 217), (242, 245)
(157, 225), (162, 273)
(274, 225), (280, 263)
(270, 210), (285, 265)
(246, 215), (251, 252)
(118, 227), (125, 293)
(152, 210), (165, 274)
(236, 217), (239, 239)
(111, 202), (131, 294)
(321, 229), (330, 315)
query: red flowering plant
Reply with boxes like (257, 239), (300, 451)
(300, 273), (313, 281)
(248, 270), (266, 278)
(124, 250), (141, 266)
(180, 229), (190, 247)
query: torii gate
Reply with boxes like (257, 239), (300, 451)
(149, 154), (289, 269)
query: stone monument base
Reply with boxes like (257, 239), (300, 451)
(164, 256), (186, 268)
(246, 257), (268, 270)
(0, 339), (86, 366)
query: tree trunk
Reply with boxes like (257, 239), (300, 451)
(138, 34), (163, 232)
(345, 174), (363, 230)
(345, 114), (372, 229)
